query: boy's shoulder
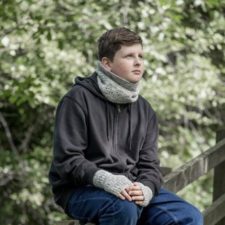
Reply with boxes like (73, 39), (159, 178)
(63, 74), (96, 100)
(136, 95), (157, 120)
(138, 95), (154, 110)
(61, 84), (87, 103)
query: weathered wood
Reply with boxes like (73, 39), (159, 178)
(213, 130), (225, 225)
(160, 166), (172, 176)
(203, 193), (225, 225)
(163, 138), (225, 193)
(215, 218), (225, 225)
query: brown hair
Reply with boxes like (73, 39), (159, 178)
(98, 27), (142, 61)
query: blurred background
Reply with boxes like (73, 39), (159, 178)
(0, 0), (225, 224)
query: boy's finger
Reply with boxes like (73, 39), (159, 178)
(121, 190), (132, 201)
(129, 185), (141, 191)
(135, 200), (144, 205)
(132, 195), (144, 201)
(129, 190), (143, 196)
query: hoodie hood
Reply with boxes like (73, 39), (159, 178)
(74, 73), (106, 101)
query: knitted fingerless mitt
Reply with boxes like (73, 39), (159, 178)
(93, 170), (132, 197)
(135, 182), (153, 207)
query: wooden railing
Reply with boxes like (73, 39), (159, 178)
(164, 130), (225, 225)
(58, 130), (225, 225)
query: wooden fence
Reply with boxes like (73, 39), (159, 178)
(58, 130), (225, 225)
(164, 130), (225, 225)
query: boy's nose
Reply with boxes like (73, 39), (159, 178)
(134, 57), (141, 65)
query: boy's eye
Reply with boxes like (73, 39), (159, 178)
(124, 54), (144, 59)
(125, 54), (133, 58)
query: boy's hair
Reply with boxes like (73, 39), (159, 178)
(98, 27), (142, 61)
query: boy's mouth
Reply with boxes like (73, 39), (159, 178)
(132, 70), (142, 75)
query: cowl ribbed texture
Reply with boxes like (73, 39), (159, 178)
(96, 62), (140, 104)
(93, 170), (133, 197)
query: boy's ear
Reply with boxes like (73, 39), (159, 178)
(101, 57), (112, 71)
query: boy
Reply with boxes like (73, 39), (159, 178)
(49, 27), (203, 225)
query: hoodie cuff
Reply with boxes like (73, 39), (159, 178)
(84, 165), (100, 185)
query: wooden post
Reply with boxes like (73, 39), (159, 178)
(213, 129), (225, 225)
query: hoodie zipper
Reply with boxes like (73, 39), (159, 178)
(117, 104), (121, 112)
(113, 104), (121, 154)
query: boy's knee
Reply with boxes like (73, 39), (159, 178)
(117, 200), (140, 218)
(101, 199), (141, 223)
(190, 206), (203, 225)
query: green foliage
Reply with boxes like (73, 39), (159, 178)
(0, 0), (225, 224)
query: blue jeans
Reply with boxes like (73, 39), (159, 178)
(67, 186), (203, 225)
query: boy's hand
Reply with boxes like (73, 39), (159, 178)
(93, 170), (152, 205)
(126, 182), (145, 205)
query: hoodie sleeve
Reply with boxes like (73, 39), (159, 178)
(136, 111), (163, 195)
(53, 96), (99, 186)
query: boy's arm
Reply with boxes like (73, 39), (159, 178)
(53, 96), (99, 185)
(136, 111), (163, 195)
(53, 96), (134, 200)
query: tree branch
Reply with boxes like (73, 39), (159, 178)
(19, 124), (35, 152)
(0, 170), (15, 186)
(0, 112), (18, 155)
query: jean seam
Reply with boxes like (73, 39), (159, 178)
(152, 206), (181, 225)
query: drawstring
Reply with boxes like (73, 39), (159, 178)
(128, 104), (132, 151)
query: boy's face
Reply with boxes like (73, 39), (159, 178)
(102, 44), (144, 83)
